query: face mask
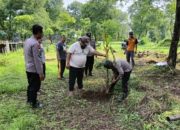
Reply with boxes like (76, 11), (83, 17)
(81, 45), (87, 49)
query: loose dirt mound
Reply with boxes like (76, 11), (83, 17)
(81, 89), (112, 102)
(136, 51), (168, 66)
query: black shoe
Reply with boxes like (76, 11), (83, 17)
(89, 73), (93, 76)
(32, 102), (43, 108)
(122, 93), (128, 100)
(61, 77), (65, 80)
(117, 93), (128, 102)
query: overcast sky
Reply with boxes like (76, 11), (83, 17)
(63, 0), (88, 8)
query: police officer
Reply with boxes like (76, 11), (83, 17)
(24, 24), (44, 108)
(103, 59), (132, 101)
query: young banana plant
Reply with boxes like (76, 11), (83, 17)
(103, 34), (116, 93)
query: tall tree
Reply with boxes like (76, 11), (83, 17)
(81, 0), (119, 40)
(45, 0), (63, 21)
(129, 0), (165, 40)
(67, 1), (83, 30)
(167, 0), (180, 68)
(165, 0), (176, 37)
(67, 1), (83, 21)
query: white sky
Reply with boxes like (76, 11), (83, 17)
(63, 0), (88, 8)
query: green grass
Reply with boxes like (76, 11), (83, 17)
(0, 99), (39, 130)
(0, 50), (26, 93)
(105, 41), (180, 54)
(0, 43), (180, 130)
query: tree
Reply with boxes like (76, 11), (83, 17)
(3, 0), (29, 40)
(165, 0), (176, 37)
(82, 0), (118, 22)
(14, 15), (34, 40)
(67, 1), (83, 30)
(45, 0), (63, 21)
(102, 20), (120, 39)
(81, 0), (120, 40)
(67, 1), (83, 21)
(167, 0), (180, 68)
(80, 18), (91, 35)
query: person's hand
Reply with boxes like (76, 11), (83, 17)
(66, 63), (70, 69)
(39, 74), (44, 81)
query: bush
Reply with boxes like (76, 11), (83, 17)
(139, 37), (150, 45)
(158, 38), (172, 47)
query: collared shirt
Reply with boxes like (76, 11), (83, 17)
(68, 42), (95, 68)
(24, 36), (43, 75)
(114, 59), (132, 78)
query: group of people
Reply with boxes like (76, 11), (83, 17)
(24, 24), (138, 108)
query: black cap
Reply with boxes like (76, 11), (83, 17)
(103, 60), (113, 69)
(86, 32), (91, 38)
(129, 32), (134, 35)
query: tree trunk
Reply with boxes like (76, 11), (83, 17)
(167, 0), (180, 68)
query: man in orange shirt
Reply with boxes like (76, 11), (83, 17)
(126, 32), (138, 66)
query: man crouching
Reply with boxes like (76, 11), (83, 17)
(103, 59), (132, 101)
(66, 36), (106, 96)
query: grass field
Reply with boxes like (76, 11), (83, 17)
(0, 43), (180, 130)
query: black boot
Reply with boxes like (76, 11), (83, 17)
(118, 92), (128, 102)
(122, 92), (128, 100)
(89, 72), (93, 76)
(32, 101), (43, 108)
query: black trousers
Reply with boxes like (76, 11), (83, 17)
(43, 63), (46, 78)
(122, 71), (131, 93)
(109, 71), (131, 93)
(26, 72), (41, 105)
(59, 60), (66, 78)
(85, 56), (94, 75)
(69, 67), (84, 91)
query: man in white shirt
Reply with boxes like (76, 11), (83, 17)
(66, 36), (106, 96)
(103, 59), (132, 101)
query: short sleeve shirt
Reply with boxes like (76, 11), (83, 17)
(68, 42), (95, 68)
(127, 37), (138, 51)
(57, 42), (67, 60)
(114, 59), (132, 77)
